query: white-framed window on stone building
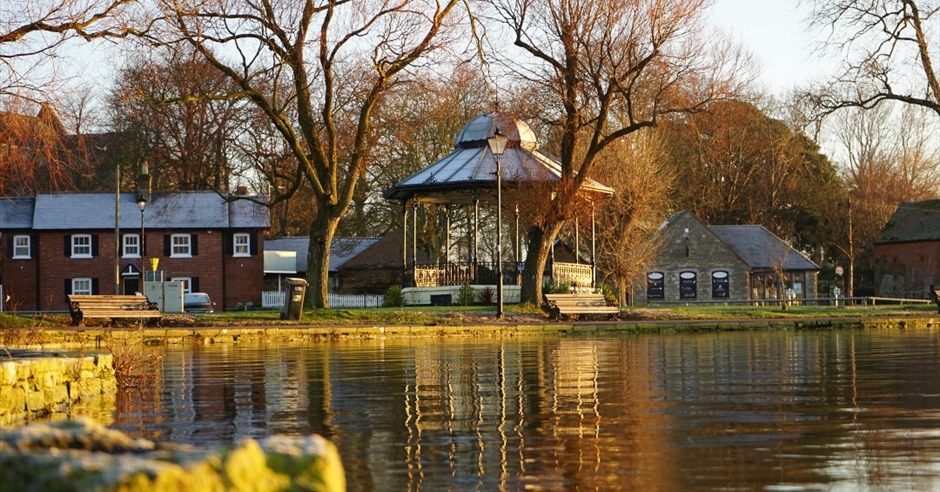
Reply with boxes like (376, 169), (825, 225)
(711, 270), (729, 299)
(123, 234), (141, 258)
(72, 278), (93, 295)
(679, 271), (697, 300)
(12, 235), (31, 259)
(71, 234), (92, 258)
(233, 233), (250, 257)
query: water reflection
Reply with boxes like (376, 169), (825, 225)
(68, 328), (940, 490)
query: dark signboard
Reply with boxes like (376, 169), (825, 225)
(712, 270), (729, 298)
(679, 271), (697, 299)
(647, 272), (665, 300)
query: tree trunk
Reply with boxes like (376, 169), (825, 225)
(305, 207), (341, 309)
(519, 221), (564, 306)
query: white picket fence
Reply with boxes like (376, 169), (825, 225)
(261, 291), (384, 309)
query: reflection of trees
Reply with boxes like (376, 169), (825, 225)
(96, 330), (940, 490)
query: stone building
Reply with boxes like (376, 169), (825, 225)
(644, 211), (819, 304)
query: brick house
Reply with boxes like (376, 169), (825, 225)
(1, 191), (269, 312)
(873, 199), (940, 298)
(644, 211), (819, 304)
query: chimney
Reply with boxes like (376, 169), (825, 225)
(236, 185), (249, 196)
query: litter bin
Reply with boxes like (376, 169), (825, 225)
(282, 278), (308, 320)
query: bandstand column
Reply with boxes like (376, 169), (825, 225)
(591, 203), (596, 290)
(402, 201), (408, 287)
(575, 217), (579, 264)
(473, 198), (479, 283)
(412, 201), (418, 273)
(445, 205), (451, 266)
(514, 203), (520, 264)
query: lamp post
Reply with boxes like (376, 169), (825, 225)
(137, 197), (147, 292)
(487, 127), (508, 319)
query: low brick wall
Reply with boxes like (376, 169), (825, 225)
(0, 352), (115, 427)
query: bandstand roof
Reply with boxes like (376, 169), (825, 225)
(383, 112), (614, 205)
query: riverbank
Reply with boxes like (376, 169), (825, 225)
(1, 304), (937, 348)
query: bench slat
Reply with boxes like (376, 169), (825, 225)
(543, 293), (618, 320)
(68, 294), (160, 326)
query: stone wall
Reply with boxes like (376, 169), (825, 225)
(0, 352), (115, 427)
(0, 418), (345, 492)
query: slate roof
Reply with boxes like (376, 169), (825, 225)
(0, 197), (35, 229)
(23, 192), (268, 230)
(709, 225), (819, 271)
(265, 236), (381, 272)
(384, 112), (613, 204)
(875, 199), (940, 243)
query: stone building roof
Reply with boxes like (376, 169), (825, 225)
(876, 199), (940, 243)
(709, 225), (819, 271)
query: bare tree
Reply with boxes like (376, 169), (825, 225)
(831, 102), (940, 294)
(109, 49), (250, 191)
(486, 0), (748, 304)
(594, 130), (674, 307)
(155, 0), (465, 307)
(1, 0), (143, 100)
(804, 0), (939, 117)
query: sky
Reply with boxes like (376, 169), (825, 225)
(708, 0), (834, 97)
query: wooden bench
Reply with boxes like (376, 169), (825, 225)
(68, 295), (161, 327)
(543, 293), (619, 320)
(930, 286), (940, 314)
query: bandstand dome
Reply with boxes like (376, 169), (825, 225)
(383, 112), (613, 204)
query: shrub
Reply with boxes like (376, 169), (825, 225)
(383, 285), (404, 307)
(542, 279), (571, 294)
(477, 286), (495, 306)
(600, 284), (618, 306)
(458, 283), (475, 306)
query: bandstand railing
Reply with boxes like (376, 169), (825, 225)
(550, 262), (594, 289)
(406, 261), (592, 288)
(409, 261), (522, 287)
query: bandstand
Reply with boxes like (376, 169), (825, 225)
(383, 112), (614, 306)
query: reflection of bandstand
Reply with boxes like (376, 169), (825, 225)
(383, 112), (612, 305)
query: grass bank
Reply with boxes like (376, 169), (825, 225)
(1, 302), (936, 330)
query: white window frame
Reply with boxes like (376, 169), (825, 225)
(123, 233), (141, 258)
(72, 278), (92, 295)
(171, 234), (191, 258)
(233, 233), (250, 257)
(71, 234), (92, 258)
(12, 235), (31, 259)
(172, 277), (192, 294)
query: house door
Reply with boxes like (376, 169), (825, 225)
(124, 278), (140, 295)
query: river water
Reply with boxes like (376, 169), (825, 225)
(77, 327), (938, 491)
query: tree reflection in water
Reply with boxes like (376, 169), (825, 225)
(55, 328), (940, 491)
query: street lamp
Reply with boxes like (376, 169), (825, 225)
(137, 196), (147, 292)
(487, 127), (508, 319)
